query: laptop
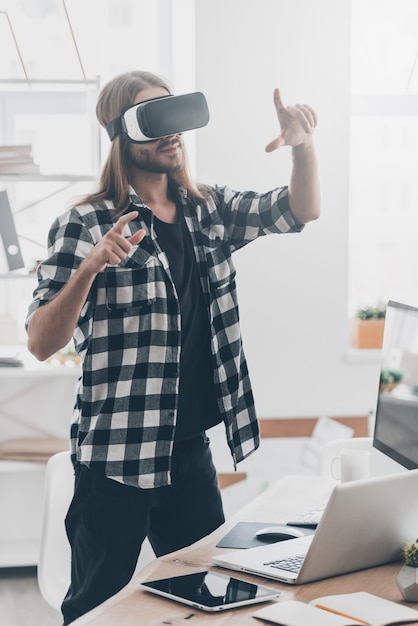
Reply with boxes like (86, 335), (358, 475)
(213, 469), (418, 584)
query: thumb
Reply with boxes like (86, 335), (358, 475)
(128, 228), (146, 245)
(265, 134), (285, 153)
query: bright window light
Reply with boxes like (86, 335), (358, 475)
(349, 0), (418, 315)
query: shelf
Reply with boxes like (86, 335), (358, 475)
(0, 173), (97, 182)
(0, 77), (101, 177)
(0, 272), (36, 279)
(0, 78), (100, 282)
(0, 78), (99, 86)
(345, 348), (382, 363)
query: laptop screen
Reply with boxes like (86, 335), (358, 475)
(373, 300), (418, 469)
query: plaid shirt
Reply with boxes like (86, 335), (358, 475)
(27, 184), (304, 488)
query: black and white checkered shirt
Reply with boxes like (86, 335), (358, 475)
(27, 184), (303, 488)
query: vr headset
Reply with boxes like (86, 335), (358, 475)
(106, 92), (209, 143)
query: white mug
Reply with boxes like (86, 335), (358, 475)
(331, 449), (371, 482)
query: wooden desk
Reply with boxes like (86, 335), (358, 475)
(72, 475), (418, 625)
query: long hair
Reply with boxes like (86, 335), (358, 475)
(79, 71), (209, 216)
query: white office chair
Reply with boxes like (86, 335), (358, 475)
(317, 437), (373, 477)
(38, 450), (74, 612)
(0, 460), (46, 566)
(37, 450), (156, 612)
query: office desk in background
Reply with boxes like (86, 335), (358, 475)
(72, 475), (418, 625)
(0, 351), (80, 441)
(0, 353), (79, 566)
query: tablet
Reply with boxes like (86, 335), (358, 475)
(139, 570), (281, 612)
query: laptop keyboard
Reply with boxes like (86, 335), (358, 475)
(286, 501), (327, 528)
(263, 554), (305, 574)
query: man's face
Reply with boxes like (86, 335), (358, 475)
(128, 86), (184, 175)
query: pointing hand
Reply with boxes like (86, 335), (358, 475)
(265, 88), (318, 153)
(86, 211), (146, 273)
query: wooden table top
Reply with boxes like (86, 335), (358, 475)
(72, 474), (418, 625)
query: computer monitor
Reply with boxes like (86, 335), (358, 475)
(0, 189), (25, 271)
(373, 300), (418, 470)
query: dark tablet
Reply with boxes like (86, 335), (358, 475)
(139, 570), (281, 612)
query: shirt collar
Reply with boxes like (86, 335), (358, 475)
(128, 184), (188, 208)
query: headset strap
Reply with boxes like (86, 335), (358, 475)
(105, 116), (123, 141)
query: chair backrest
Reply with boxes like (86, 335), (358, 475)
(38, 450), (73, 612)
(317, 437), (373, 476)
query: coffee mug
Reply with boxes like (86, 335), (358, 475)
(331, 449), (371, 482)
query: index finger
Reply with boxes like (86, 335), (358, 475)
(273, 88), (286, 113)
(112, 211), (139, 233)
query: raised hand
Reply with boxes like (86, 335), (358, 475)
(86, 211), (146, 273)
(265, 88), (317, 153)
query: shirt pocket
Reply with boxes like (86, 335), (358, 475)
(105, 248), (159, 311)
(202, 233), (236, 295)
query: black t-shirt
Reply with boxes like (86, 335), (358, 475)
(153, 212), (221, 440)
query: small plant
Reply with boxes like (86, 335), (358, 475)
(380, 369), (404, 385)
(403, 540), (418, 567)
(355, 303), (386, 320)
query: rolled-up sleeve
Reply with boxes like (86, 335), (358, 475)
(212, 185), (304, 251)
(26, 209), (94, 327)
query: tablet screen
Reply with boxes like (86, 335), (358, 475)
(139, 570), (280, 612)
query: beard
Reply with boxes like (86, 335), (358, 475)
(130, 154), (182, 174)
(129, 138), (184, 174)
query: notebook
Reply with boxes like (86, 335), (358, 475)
(253, 593), (418, 626)
(213, 469), (418, 584)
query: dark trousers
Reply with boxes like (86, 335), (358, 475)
(61, 434), (225, 625)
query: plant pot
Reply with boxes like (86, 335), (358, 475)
(396, 565), (418, 601)
(351, 318), (385, 349)
(379, 382), (399, 393)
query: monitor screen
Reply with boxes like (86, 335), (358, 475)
(373, 300), (418, 469)
(0, 189), (25, 271)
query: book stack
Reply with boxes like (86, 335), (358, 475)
(0, 144), (40, 175)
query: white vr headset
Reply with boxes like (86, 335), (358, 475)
(106, 92), (210, 143)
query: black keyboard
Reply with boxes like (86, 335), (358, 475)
(263, 554), (305, 574)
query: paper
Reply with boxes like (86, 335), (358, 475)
(253, 592), (418, 626)
(253, 601), (360, 626)
(311, 592), (418, 626)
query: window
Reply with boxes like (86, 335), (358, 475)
(349, 0), (418, 314)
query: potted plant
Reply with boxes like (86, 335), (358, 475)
(397, 540), (418, 601)
(379, 369), (403, 393)
(351, 303), (386, 349)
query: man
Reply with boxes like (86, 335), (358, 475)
(26, 70), (320, 624)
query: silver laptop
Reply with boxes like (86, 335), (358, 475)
(213, 470), (418, 584)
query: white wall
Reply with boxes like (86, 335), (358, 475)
(1, 0), (381, 421)
(194, 0), (380, 419)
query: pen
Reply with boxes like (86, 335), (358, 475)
(315, 603), (369, 625)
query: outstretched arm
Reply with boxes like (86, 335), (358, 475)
(265, 88), (320, 224)
(27, 211), (145, 361)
